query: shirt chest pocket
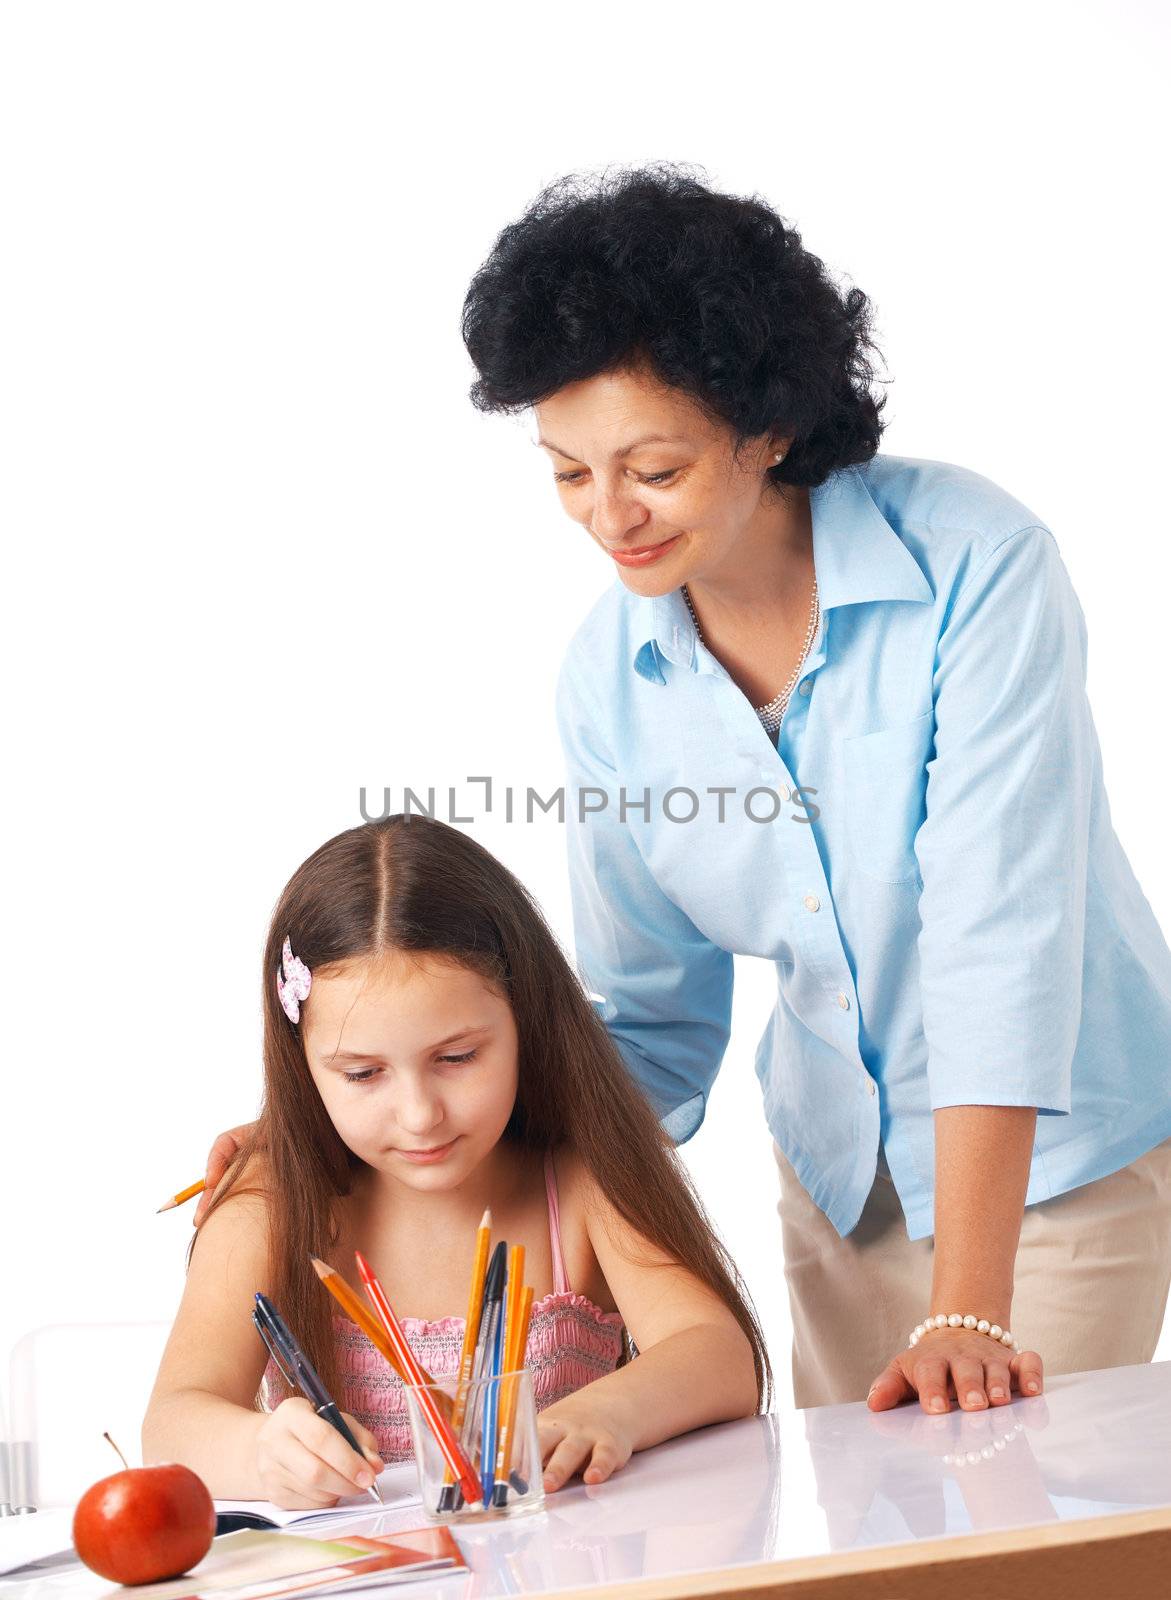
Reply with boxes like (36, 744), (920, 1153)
(839, 709), (935, 885)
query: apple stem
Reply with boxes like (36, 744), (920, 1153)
(102, 1432), (130, 1471)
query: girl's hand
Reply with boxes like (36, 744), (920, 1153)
(193, 1123), (257, 1227)
(255, 1398), (385, 1509)
(867, 1329), (1044, 1414)
(538, 1394), (634, 1492)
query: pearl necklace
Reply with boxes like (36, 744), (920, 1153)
(682, 576), (821, 735)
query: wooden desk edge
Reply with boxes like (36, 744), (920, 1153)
(532, 1505), (1171, 1600)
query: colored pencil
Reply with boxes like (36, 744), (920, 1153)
(492, 1282), (534, 1506)
(503, 1245), (524, 1375)
(156, 1178), (206, 1213)
(309, 1256), (438, 1393)
(437, 1208), (492, 1512)
(354, 1250), (482, 1509)
(455, 1210), (493, 1399)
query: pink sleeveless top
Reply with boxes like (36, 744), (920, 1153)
(259, 1151), (626, 1462)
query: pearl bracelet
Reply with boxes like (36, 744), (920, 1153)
(908, 1313), (1019, 1352)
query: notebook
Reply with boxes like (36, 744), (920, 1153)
(213, 1464), (421, 1532)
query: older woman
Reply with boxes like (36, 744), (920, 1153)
(200, 164), (1171, 1416)
(457, 163), (1171, 1414)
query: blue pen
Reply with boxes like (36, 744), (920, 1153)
(479, 1250), (508, 1505)
(451, 1241), (506, 1512)
(253, 1293), (383, 1505)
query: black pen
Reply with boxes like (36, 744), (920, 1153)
(253, 1293), (383, 1505)
(449, 1241), (507, 1512)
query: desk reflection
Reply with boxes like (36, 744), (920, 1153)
(375, 1366), (1171, 1595)
(445, 1414), (782, 1597)
(5, 1365), (1166, 1600)
(800, 1361), (1171, 1552)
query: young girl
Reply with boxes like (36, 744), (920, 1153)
(143, 814), (770, 1509)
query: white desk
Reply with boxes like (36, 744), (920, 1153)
(4, 1362), (1170, 1599)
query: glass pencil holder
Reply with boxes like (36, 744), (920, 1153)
(404, 1369), (544, 1522)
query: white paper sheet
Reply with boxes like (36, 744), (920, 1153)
(0, 1510), (77, 1576)
(212, 1467), (421, 1531)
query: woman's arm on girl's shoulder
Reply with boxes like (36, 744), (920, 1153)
(538, 1148), (759, 1492)
(141, 1161), (384, 1505)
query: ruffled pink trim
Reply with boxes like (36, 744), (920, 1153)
(326, 1292), (622, 1342)
(394, 1313), (466, 1336)
(528, 1289), (624, 1328)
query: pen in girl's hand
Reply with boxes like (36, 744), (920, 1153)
(253, 1294), (383, 1504)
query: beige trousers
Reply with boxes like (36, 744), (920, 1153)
(774, 1136), (1171, 1408)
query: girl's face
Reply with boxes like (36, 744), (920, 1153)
(300, 950), (520, 1193)
(533, 360), (792, 597)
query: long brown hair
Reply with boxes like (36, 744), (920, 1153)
(193, 814), (772, 1409)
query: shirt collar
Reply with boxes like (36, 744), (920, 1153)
(632, 462), (933, 684)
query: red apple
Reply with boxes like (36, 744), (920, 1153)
(72, 1462), (216, 1585)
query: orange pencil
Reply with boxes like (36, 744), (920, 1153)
(156, 1178), (205, 1213)
(354, 1250), (482, 1509)
(492, 1242), (524, 1480)
(492, 1276), (533, 1505)
(515, 1285), (535, 1363)
(503, 1245), (525, 1371)
(310, 1256), (436, 1389)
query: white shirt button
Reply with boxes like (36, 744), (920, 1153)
(867, 1078), (876, 1096)
(778, 784), (791, 802)
(798, 679), (812, 696)
(803, 894), (820, 912)
(836, 992), (850, 1010)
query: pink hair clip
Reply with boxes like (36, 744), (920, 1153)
(276, 935), (312, 1023)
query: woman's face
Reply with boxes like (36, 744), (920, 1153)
(300, 949), (520, 1195)
(534, 361), (791, 596)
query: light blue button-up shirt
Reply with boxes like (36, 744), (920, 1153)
(554, 452), (1171, 1240)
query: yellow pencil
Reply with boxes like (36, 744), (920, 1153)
(156, 1178), (206, 1213)
(455, 1210), (493, 1406)
(493, 1282), (534, 1502)
(438, 1208), (492, 1510)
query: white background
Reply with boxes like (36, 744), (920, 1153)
(4, 0), (1170, 1432)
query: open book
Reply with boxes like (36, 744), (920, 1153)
(213, 1465), (422, 1533)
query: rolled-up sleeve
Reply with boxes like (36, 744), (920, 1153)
(555, 656), (735, 1143)
(914, 525), (1093, 1115)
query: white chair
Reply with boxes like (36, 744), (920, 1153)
(6, 1322), (172, 1509)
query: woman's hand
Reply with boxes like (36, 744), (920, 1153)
(255, 1398), (385, 1509)
(193, 1123), (257, 1226)
(866, 1328), (1044, 1414)
(537, 1392), (635, 1492)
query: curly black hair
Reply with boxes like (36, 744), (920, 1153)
(461, 161), (889, 490)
